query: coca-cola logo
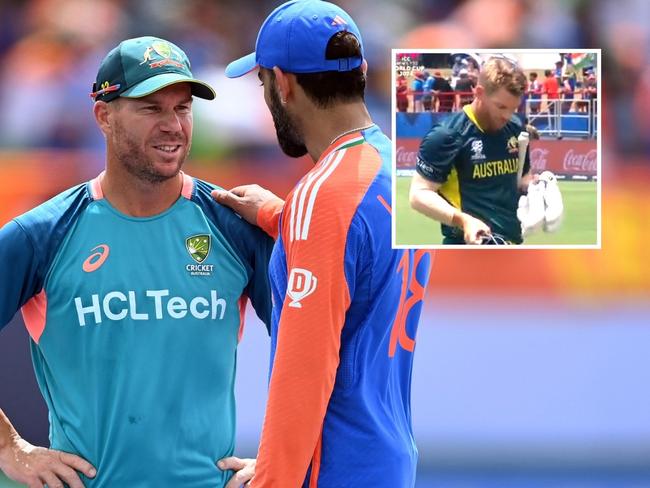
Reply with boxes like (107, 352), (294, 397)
(396, 146), (418, 168)
(530, 147), (549, 171)
(563, 149), (597, 172)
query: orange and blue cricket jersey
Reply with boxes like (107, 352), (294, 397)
(253, 125), (433, 487)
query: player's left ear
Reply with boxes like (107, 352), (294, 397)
(361, 59), (368, 75)
(272, 66), (291, 105)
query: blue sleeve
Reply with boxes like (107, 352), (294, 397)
(416, 125), (462, 183)
(192, 180), (273, 333)
(0, 220), (42, 330)
(237, 227), (273, 332)
(343, 215), (365, 301)
(0, 182), (99, 332)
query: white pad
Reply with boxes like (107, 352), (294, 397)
(517, 180), (546, 236)
(539, 171), (564, 232)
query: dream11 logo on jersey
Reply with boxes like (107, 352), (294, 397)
(287, 268), (318, 308)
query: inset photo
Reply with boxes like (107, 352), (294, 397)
(393, 50), (600, 248)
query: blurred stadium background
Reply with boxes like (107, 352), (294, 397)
(395, 50), (599, 246)
(0, 0), (649, 487)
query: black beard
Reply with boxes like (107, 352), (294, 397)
(269, 86), (307, 158)
(112, 120), (187, 184)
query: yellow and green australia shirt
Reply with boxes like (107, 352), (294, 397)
(416, 105), (530, 244)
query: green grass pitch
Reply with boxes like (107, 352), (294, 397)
(395, 177), (598, 246)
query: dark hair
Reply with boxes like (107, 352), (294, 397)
(545, 69), (552, 77)
(295, 31), (366, 108)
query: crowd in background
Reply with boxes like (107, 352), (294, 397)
(0, 0), (647, 159)
(396, 53), (598, 117)
(0, 3), (648, 483)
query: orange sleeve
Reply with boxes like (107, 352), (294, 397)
(257, 197), (284, 240)
(251, 146), (381, 487)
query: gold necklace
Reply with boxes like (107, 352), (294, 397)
(329, 123), (374, 146)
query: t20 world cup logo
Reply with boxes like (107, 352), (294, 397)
(287, 268), (318, 308)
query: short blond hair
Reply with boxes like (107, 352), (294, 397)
(479, 57), (526, 97)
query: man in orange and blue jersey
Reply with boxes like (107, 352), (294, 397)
(213, 1), (432, 487)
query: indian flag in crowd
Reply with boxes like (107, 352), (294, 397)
(569, 53), (596, 69)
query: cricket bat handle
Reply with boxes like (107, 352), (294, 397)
(517, 131), (530, 185)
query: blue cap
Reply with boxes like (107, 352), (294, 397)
(225, 0), (363, 78)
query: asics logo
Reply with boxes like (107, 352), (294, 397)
(82, 244), (110, 273)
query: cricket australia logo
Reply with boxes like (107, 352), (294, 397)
(287, 268), (318, 308)
(141, 41), (185, 69)
(185, 234), (214, 276)
(470, 139), (485, 160)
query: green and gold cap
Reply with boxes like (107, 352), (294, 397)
(91, 36), (215, 102)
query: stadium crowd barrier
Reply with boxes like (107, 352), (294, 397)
(397, 90), (598, 138)
(396, 111), (597, 179)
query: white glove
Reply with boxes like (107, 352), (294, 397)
(539, 171), (563, 232)
(517, 180), (545, 236)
